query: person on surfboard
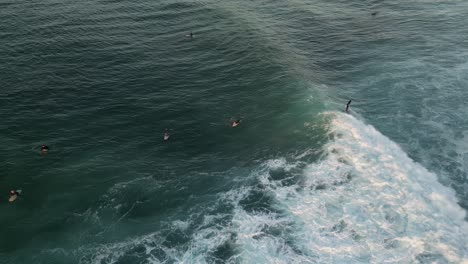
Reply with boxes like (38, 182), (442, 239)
(232, 119), (241, 127)
(9, 190), (20, 202)
(345, 100), (352, 113)
(187, 31), (194, 39)
(41, 144), (49, 153)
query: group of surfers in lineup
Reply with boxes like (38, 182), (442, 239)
(162, 100), (353, 141)
(5, 94), (350, 203)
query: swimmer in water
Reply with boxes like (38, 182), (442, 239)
(345, 100), (352, 113)
(164, 130), (170, 140)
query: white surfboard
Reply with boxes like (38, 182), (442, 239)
(8, 190), (21, 202)
(9, 195), (17, 202)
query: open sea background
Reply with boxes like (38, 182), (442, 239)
(1, 0), (467, 263)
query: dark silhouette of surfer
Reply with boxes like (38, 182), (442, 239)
(371, 11), (378, 16)
(346, 100), (352, 113)
(10, 190), (20, 197)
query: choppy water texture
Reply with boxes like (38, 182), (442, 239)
(1, 0), (467, 263)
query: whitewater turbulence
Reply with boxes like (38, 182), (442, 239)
(80, 112), (468, 264)
(224, 112), (468, 263)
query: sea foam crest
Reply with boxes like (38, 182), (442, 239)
(247, 112), (468, 263)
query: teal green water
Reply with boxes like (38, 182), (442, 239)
(1, 0), (467, 263)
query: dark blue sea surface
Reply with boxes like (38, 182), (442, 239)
(1, 0), (467, 263)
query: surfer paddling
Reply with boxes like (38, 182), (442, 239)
(231, 119), (241, 127)
(345, 100), (352, 113)
(40, 144), (49, 154)
(187, 31), (194, 39)
(9, 190), (21, 202)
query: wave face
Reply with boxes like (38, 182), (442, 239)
(1, 0), (468, 263)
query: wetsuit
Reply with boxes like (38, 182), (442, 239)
(346, 100), (352, 113)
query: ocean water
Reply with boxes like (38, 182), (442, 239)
(0, 0), (467, 263)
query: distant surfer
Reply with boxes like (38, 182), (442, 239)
(345, 100), (352, 113)
(232, 119), (241, 127)
(41, 144), (49, 153)
(164, 130), (170, 141)
(371, 11), (378, 16)
(9, 190), (21, 202)
(187, 31), (194, 39)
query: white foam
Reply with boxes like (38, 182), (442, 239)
(264, 158), (299, 171)
(244, 112), (468, 263)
